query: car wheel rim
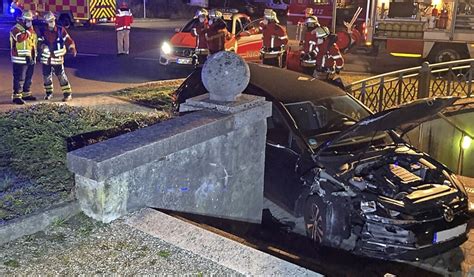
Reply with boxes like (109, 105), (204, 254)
(307, 202), (323, 243)
(437, 51), (458, 63)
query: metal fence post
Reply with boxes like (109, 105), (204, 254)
(468, 62), (474, 97)
(417, 61), (431, 99)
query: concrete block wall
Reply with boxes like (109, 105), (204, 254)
(67, 94), (272, 223)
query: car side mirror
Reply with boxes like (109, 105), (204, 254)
(174, 27), (180, 33)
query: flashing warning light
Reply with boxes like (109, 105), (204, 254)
(390, 52), (422, 58)
(9, 7), (15, 14)
(461, 136), (472, 150)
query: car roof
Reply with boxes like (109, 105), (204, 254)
(247, 63), (346, 104)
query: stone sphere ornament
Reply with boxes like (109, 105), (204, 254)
(201, 51), (250, 102)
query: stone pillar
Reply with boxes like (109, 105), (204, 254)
(67, 52), (272, 223)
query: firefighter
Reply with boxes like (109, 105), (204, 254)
(300, 7), (317, 24)
(115, 2), (133, 56)
(191, 8), (209, 66)
(39, 11), (77, 101)
(314, 26), (344, 79)
(205, 9), (230, 54)
(10, 10), (37, 105)
(259, 9), (288, 67)
(300, 16), (320, 75)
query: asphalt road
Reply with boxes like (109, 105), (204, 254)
(0, 21), (192, 111)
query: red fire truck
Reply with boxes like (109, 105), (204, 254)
(286, 0), (474, 63)
(13, 0), (116, 27)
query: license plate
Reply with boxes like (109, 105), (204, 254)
(176, 58), (192, 65)
(433, 224), (467, 243)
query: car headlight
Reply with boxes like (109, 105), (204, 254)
(360, 200), (377, 213)
(161, 42), (173, 55)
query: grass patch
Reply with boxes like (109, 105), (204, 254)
(3, 259), (20, 268)
(114, 81), (182, 111)
(0, 104), (165, 221)
(158, 250), (171, 258)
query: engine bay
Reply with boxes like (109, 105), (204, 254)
(347, 151), (456, 200)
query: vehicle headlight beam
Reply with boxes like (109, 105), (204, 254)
(161, 42), (173, 55)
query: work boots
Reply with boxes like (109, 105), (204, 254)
(44, 93), (53, 100)
(62, 93), (72, 102)
(22, 95), (37, 101)
(12, 98), (25, 105)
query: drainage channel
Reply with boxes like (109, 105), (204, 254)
(158, 209), (442, 277)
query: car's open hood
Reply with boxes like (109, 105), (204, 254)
(320, 97), (458, 152)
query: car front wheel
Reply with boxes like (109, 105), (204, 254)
(304, 195), (350, 248)
(304, 195), (326, 244)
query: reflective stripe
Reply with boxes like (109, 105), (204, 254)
(116, 26), (131, 31)
(332, 55), (342, 59)
(279, 36), (288, 40)
(22, 91), (32, 97)
(11, 57), (27, 64)
(12, 93), (23, 99)
(14, 32), (22, 40)
(192, 28), (198, 36)
(271, 36), (274, 48)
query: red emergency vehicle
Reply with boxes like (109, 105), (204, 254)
(160, 10), (263, 67)
(287, 0), (474, 63)
(15, 0), (116, 27)
(287, 0), (368, 51)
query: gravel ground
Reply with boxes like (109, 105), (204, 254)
(0, 212), (241, 275)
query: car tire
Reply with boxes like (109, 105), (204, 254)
(429, 45), (468, 64)
(304, 195), (350, 248)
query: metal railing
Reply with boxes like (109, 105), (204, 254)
(346, 59), (474, 112)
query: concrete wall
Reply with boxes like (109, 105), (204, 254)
(406, 110), (474, 177)
(67, 94), (272, 223)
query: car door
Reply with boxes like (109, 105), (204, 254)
(235, 18), (263, 62)
(264, 103), (306, 215)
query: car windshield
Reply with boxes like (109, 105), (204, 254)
(181, 18), (233, 33)
(284, 95), (395, 152)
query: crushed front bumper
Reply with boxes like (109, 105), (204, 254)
(356, 214), (469, 260)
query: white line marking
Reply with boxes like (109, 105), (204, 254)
(134, 57), (159, 61)
(0, 48), (10, 51)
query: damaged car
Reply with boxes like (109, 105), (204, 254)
(175, 63), (469, 260)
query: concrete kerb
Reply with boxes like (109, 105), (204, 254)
(126, 208), (323, 276)
(0, 200), (80, 245)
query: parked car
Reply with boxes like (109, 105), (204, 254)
(174, 63), (469, 260)
(159, 10), (263, 67)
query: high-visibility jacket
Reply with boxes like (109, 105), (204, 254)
(302, 30), (318, 55)
(261, 22), (288, 49)
(115, 9), (133, 31)
(39, 26), (75, 65)
(316, 36), (344, 73)
(9, 23), (37, 64)
(205, 19), (230, 54)
(191, 20), (209, 50)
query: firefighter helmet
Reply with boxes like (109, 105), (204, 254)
(21, 10), (34, 21)
(305, 16), (319, 28)
(120, 2), (129, 9)
(195, 8), (208, 18)
(305, 7), (314, 17)
(209, 9), (223, 19)
(264, 9), (279, 23)
(43, 11), (56, 22)
(314, 26), (330, 38)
